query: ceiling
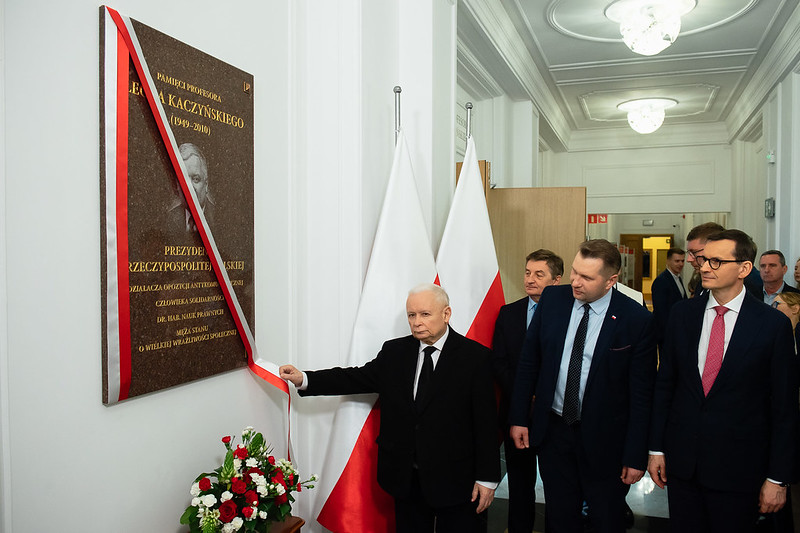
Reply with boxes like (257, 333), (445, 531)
(457, 0), (800, 150)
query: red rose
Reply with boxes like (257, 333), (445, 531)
(287, 473), (295, 486)
(234, 446), (248, 460)
(246, 467), (264, 478)
(245, 490), (259, 505)
(198, 477), (211, 491)
(271, 470), (285, 486)
(297, 483), (302, 492)
(218, 500), (238, 523)
(222, 436), (232, 444)
(231, 477), (247, 494)
(275, 493), (288, 505)
(242, 506), (254, 519)
(267, 456), (276, 465)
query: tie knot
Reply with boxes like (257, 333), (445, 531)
(423, 346), (436, 357)
(713, 305), (728, 317)
(582, 303), (591, 314)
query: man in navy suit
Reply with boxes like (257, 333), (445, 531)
(492, 249), (563, 533)
(509, 239), (657, 532)
(280, 284), (500, 533)
(650, 247), (687, 349)
(759, 249), (800, 305)
(648, 229), (798, 532)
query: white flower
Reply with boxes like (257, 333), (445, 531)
(245, 507), (257, 521)
(276, 484), (286, 495)
(243, 426), (254, 434)
(191, 497), (201, 507)
(220, 491), (233, 502)
(201, 494), (217, 508)
(257, 485), (268, 496)
(245, 458), (258, 468)
(232, 517), (244, 530)
(190, 482), (201, 497)
(250, 473), (266, 486)
(233, 458), (242, 470)
(222, 524), (236, 533)
(259, 511), (268, 520)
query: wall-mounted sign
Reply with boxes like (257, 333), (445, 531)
(100, 7), (254, 404)
(588, 214), (608, 224)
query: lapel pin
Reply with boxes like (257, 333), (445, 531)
(611, 315), (617, 320)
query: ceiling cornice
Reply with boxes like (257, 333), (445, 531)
(460, 0), (572, 151)
(456, 37), (504, 99)
(726, 1), (800, 140)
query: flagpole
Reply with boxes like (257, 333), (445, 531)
(465, 102), (473, 148)
(394, 86), (402, 145)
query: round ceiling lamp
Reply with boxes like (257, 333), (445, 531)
(605, 0), (697, 56)
(617, 98), (678, 134)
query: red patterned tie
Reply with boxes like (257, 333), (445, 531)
(701, 305), (728, 396)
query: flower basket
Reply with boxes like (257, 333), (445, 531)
(180, 427), (316, 533)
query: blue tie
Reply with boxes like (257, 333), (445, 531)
(527, 302), (537, 327)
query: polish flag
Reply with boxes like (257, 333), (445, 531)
(314, 131), (437, 532)
(436, 136), (504, 347)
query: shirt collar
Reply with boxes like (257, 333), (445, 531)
(419, 325), (450, 353)
(708, 285), (747, 313)
(528, 297), (537, 310)
(574, 286), (613, 315)
(763, 282), (786, 296)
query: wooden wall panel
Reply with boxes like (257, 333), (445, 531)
(488, 187), (587, 302)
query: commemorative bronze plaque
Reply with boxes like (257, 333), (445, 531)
(100, 8), (254, 404)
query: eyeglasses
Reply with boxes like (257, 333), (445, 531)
(686, 249), (703, 259)
(771, 300), (784, 309)
(694, 255), (742, 270)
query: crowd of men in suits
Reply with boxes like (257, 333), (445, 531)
(279, 223), (800, 533)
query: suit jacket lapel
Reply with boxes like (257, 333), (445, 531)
(585, 290), (620, 392)
(403, 336), (422, 407)
(686, 295), (708, 397)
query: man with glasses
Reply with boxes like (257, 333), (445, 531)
(685, 222), (762, 300)
(648, 229), (798, 532)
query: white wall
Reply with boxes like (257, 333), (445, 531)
(1, 0), (305, 529)
(544, 144), (734, 215)
(1, 1), (296, 531)
(762, 71), (800, 285)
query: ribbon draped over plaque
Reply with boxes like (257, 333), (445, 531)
(103, 7), (289, 406)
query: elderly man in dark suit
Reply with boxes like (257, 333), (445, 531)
(651, 247), (687, 349)
(280, 283), (500, 533)
(492, 249), (563, 533)
(648, 229), (798, 533)
(509, 239), (657, 532)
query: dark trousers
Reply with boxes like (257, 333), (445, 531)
(667, 474), (760, 533)
(503, 433), (538, 533)
(394, 469), (485, 533)
(537, 413), (629, 533)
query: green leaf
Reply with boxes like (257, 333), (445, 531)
(220, 450), (235, 482)
(250, 432), (264, 454)
(180, 506), (196, 524)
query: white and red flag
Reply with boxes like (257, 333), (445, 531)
(314, 131), (437, 532)
(436, 136), (504, 347)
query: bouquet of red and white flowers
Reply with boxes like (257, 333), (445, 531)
(180, 426), (317, 533)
